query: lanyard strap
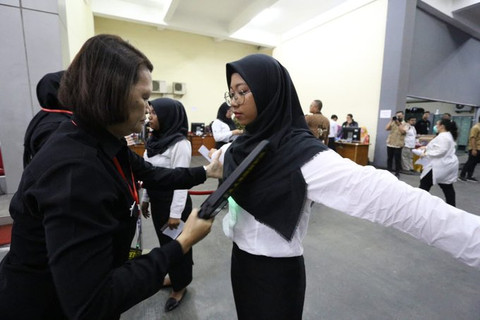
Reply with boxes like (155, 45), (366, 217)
(113, 156), (139, 205)
(70, 119), (139, 206)
(41, 107), (73, 115)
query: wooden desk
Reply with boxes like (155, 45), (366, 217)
(334, 141), (369, 165)
(129, 136), (217, 157)
(188, 134), (215, 156)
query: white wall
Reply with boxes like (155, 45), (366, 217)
(63, 0), (94, 63)
(273, 0), (388, 159)
(94, 17), (269, 126)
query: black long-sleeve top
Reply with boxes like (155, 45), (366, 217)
(23, 110), (72, 168)
(415, 118), (431, 135)
(0, 119), (207, 320)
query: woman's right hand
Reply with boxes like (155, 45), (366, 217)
(176, 209), (214, 254)
(205, 149), (223, 179)
(141, 201), (150, 218)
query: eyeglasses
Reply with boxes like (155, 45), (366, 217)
(224, 90), (251, 106)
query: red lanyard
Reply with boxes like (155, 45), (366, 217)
(41, 107), (73, 115)
(113, 156), (139, 205)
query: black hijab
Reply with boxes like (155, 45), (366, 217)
(224, 54), (327, 241)
(36, 71), (67, 110)
(24, 71), (71, 167)
(217, 102), (236, 130)
(146, 98), (188, 157)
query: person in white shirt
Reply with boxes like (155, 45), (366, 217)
(219, 53), (480, 320)
(328, 114), (338, 150)
(141, 98), (192, 312)
(418, 118), (459, 206)
(211, 102), (243, 149)
(401, 116), (417, 172)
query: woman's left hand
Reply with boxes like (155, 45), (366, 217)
(168, 217), (181, 229)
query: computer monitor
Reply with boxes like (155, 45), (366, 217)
(341, 127), (361, 141)
(190, 122), (205, 135)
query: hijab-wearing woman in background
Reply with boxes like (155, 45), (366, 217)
(23, 70), (72, 168)
(217, 53), (480, 320)
(0, 34), (221, 320)
(418, 119), (459, 206)
(140, 98), (193, 312)
(211, 102), (243, 149)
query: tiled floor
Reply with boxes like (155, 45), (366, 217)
(120, 154), (480, 320)
(1, 154), (480, 319)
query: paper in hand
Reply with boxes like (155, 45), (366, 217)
(412, 148), (424, 156)
(198, 145), (212, 162)
(162, 221), (184, 239)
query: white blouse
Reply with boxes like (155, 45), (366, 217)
(142, 139), (192, 219)
(212, 119), (234, 143)
(221, 148), (480, 268)
(404, 124), (417, 148)
(420, 132), (459, 184)
(328, 120), (338, 138)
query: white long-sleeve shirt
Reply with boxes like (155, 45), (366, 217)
(220, 148), (480, 268)
(404, 123), (417, 148)
(328, 119), (338, 138)
(420, 131), (458, 184)
(212, 119), (235, 143)
(142, 139), (191, 219)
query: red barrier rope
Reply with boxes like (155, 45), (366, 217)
(188, 190), (214, 195)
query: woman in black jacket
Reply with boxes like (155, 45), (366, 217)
(0, 34), (221, 320)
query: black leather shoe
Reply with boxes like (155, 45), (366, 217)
(164, 289), (187, 312)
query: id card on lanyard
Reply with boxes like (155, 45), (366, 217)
(113, 156), (139, 217)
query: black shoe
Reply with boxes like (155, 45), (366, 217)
(165, 289), (187, 312)
(467, 177), (478, 182)
(394, 172), (400, 178)
(459, 176), (467, 182)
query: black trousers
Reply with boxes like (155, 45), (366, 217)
(151, 194), (193, 292)
(231, 243), (306, 320)
(419, 170), (456, 207)
(460, 150), (480, 178)
(387, 146), (402, 174)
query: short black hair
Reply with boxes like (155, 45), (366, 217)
(59, 34), (153, 130)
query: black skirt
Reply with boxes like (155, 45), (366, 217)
(231, 243), (306, 320)
(150, 193), (193, 291)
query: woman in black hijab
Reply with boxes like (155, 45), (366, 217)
(211, 102), (243, 149)
(23, 70), (72, 167)
(140, 98), (192, 312)
(220, 54), (480, 320)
